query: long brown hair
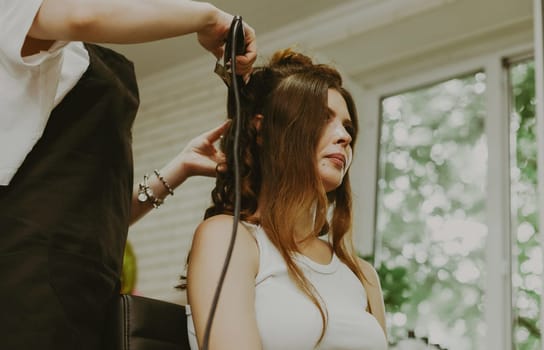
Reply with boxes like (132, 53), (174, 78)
(204, 49), (368, 344)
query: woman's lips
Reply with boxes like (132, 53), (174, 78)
(325, 153), (346, 168)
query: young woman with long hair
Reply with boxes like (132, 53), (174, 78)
(185, 49), (387, 350)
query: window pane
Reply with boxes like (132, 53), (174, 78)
(510, 59), (540, 350)
(376, 73), (487, 349)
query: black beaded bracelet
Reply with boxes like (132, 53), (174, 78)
(154, 169), (174, 196)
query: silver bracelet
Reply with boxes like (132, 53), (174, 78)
(137, 174), (164, 208)
(154, 169), (174, 196)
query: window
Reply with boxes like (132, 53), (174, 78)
(376, 73), (488, 349)
(372, 54), (540, 349)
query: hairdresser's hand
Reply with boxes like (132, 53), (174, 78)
(197, 9), (257, 80)
(130, 121), (228, 225)
(173, 121), (229, 179)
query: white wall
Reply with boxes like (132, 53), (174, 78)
(128, 60), (228, 303)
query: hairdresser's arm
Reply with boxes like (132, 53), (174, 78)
(187, 215), (262, 350)
(358, 258), (387, 338)
(25, 0), (256, 73)
(129, 121), (228, 225)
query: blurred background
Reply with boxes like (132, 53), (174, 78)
(110, 0), (541, 349)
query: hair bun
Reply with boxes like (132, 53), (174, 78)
(269, 48), (313, 68)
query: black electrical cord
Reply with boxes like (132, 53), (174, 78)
(201, 16), (245, 350)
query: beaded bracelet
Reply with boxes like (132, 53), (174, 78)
(153, 169), (174, 196)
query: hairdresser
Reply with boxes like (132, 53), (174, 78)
(0, 1), (256, 349)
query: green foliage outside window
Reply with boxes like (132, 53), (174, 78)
(510, 60), (539, 349)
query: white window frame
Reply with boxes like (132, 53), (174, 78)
(534, 0), (544, 347)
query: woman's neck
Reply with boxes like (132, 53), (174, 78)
(255, 197), (318, 242)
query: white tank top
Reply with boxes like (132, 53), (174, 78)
(186, 223), (388, 350)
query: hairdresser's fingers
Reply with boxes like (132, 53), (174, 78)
(197, 37), (224, 60)
(180, 121), (229, 178)
(196, 9), (233, 60)
(234, 24), (257, 77)
(242, 22), (257, 63)
(235, 54), (255, 76)
(216, 161), (227, 174)
(214, 46), (225, 61)
(203, 35), (227, 61)
(205, 120), (231, 144)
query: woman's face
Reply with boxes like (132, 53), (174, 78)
(316, 89), (354, 192)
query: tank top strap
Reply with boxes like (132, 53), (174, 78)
(240, 221), (268, 256)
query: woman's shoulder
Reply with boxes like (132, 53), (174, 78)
(196, 215), (260, 240)
(192, 214), (259, 267)
(197, 213), (236, 229)
(357, 257), (381, 286)
(195, 214), (248, 240)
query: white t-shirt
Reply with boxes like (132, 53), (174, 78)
(0, 0), (89, 185)
(186, 223), (388, 350)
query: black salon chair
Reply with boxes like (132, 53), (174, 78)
(104, 294), (191, 350)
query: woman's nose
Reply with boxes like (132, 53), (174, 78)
(334, 124), (352, 145)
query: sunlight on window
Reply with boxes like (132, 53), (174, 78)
(454, 260), (480, 283)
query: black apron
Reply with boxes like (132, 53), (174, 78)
(0, 44), (139, 349)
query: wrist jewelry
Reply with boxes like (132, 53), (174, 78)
(137, 174), (164, 208)
(153, 169), (174, 196)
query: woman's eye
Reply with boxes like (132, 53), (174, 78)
(345, 125), (355, 137)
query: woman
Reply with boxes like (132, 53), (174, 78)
(186, 49), (388, 350)
(0, 1), (256, 349)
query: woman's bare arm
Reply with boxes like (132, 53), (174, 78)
(358, 257), (387, 337)
(187, 214), (262, 350)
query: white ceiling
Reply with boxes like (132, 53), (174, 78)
(108, 0), (534, 83)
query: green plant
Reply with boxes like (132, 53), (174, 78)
(120, 240), (137, 294)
